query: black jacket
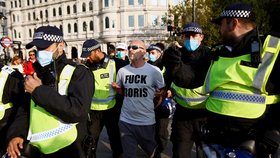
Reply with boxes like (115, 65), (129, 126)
(0, 65), (25, 149)
(162, 44), (212, 89)
(6, 53), (94, 150)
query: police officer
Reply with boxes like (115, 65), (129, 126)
(162, 22), (212, 158)
(81, 39), (127, 158)
(0, 64), (24, 157)
(147, 43), (172, 155)
(6, 26), (94, 158)
(202, 2), (280, 158)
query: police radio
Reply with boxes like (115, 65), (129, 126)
(250, 39), (261, 66)
(101, 57), (110, 68)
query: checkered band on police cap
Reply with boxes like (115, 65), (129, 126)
(182, 22), (202, 34)
(81, 39), (100, 58)
(212, 2), (255, 24)
(26, 26), (63, 49)
(220, 9), (251, 18)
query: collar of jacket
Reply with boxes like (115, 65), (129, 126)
(218, 29), (259, 57)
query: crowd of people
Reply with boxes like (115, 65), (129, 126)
(0, 2), (280, 158)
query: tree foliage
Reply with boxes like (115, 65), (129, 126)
(166, 0), (280, 47)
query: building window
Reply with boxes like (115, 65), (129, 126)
(104, 0), (109, 7)
(128, 0), (133, 5)
(10, 2), (13, 8)
(111, 0), (114, 6)
(14, 1), (17, 7)
(17, 15), (19, 22)
(138, 0), (143, 5)
(112, 20), (115, 28)
(53, 8), (56, 17)
(90, 21), (94, 31)
(19, 0), (21, 7)
(45, 0), (47, 2)
(14, 30), (17, 38)
(59, 7), (62, 16)
(27, 0), (30, 6)
(40, 11), (43, 19)
(138, 15), (144, 27)
(18, 32), (21, 38)
(28, 13), (31, 21)
(89, 2), (93, 11)
(67, 6), (70, 14)
(151, 15), (158, 26)
(33, 12), (36, 20)
(68, 24), (71, 33)
(45, 9), (48, 18)
(32, 0), (35, 5)
(74, 23), (77, 32)
(83, 22), (87, 31)
(82, 3), (86, 12)
(12, 14), (15, 22)
(105, 17), (109, 29)
(128, 15), (134, 27)
(60, 25), (63, 33)
(73, 4), (77, 13)
(29, 29), (32, 38)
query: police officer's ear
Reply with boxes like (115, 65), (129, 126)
(227, 18), (238, 31)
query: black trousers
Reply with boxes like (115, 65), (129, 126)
(88, 104), (123, 158)
(155, 116), (170, 153)
(170, 105), (208, 158)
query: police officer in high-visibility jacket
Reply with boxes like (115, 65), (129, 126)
(162, 22), (212, 158)
(81, 39), (127, 158)
(6, 26), (94, 158)
(0, 64), (24, 157)
(201, 2), (280, 158)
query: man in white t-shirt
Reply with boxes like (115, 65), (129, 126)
(112, 40), (165, 158)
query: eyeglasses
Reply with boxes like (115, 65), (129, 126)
(128, 45), (144, 50)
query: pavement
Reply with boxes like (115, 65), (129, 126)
(96, 126), (173, 158)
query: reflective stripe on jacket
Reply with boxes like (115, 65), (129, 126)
(91, 59), (116, 110)
(204, 35), (280, 119)
(0, 69), (12, 120)
(28, 65), (77, 154)
(171, 83), (208, 109)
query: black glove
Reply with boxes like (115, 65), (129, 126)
(162, 47), (182, 68)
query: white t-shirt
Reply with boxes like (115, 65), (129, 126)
(116, 63), (165, 125)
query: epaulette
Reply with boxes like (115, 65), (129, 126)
(1, 65), (15, 75)
(210, 44), (224, 52)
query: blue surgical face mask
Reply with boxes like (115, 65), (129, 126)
(37, 50), (54, 67)
(184, 39), (200, 52)
(148, 54), (157, 62)
(116, 51), (126, 59)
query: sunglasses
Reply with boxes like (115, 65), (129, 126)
(128, 45), (144, 50)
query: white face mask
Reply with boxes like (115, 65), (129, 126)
(36, 47), (58, 67)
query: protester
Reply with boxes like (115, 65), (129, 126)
(10, 55), (23, 74)
(112, 40), (165, 158)
(115, 42), (130, 64)
(162, 22), (212, 158)
(81, 39), (127, 158)
(23, 49), (36, 76)
(6, 26), (94, 158)
(201, 2), (280, 158)
(108, 44), (116, 58)
(0, 64), (25, 157)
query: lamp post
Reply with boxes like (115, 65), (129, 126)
(0, 14), (7, 64)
